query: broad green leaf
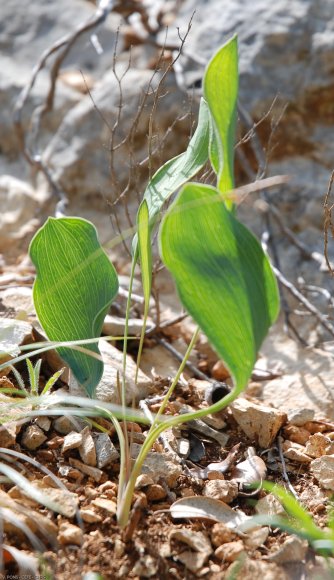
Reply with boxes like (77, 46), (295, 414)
(29, 217), (119, 397)
(135, 200), (152, 381)
(159, 183), (279, 391)
(132, 97), (210, 255)
(204, 36), (238, 203)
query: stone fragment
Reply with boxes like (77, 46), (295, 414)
(102, 315), (145, 337)
(58, 464), (83, 481)
(0, 489), (57, 540)
(203, 480), (238, 504)
(283, 447), (312, 464)
(171, 529), (212, 555)
(283, 425), (311, 445)
(310, 455), (334, 490)
(135, 474), (155, 489)
(211, 360), (230, 381)
(304, 421), (328, 434)
(92, 498), (117, 515)
(268, 536), (308, 563)
(282, 440), (312, 463)
(21, 424), (47, 450)
(227, 557), (288, 580)
(62, 431), (83, 453)
(0, 421), (17, 448)
(58, 523), (83, 546)
(171, 529), (212, 572)
(244, 527), (269, 550)
(70, 339), (151, 403)
(131, 554), (158, 578)
(94, 432), (119, 469)
(305, 433), (334, 458)
(131, 444), (182, 488)
(80, 508), (102, 523)
(256, 494), (286, 517)
(53, 415), (85, 435)
(230, 398), (287, 448)
(215, 540), (245, 562)
(69, 458), (103, 482)
(78, 426), (96, 466)
(211, 523), (236, 547)
(0, 318), (32, 366)
(31, 481), (78, 518)
(288, 408), (315, 426)
(145, 484), (167, 502)
(35, 416), (51, 432)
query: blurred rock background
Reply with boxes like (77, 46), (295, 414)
(1, 0), (334, 348)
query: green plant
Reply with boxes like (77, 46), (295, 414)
(8, 358), (64, 399)
(243, 482), (334, 559)
(1, 35), (280, 527)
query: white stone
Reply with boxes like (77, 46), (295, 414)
(230, 398), (287, 448)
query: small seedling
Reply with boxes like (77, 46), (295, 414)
(2, 36), (280, 527)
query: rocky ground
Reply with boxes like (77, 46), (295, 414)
(1, 0), (334, 578)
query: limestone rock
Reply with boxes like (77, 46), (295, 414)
(131, 443), (182, 488)
(203, 480), (239, 504)
(69, 339), (151, 404)
(78, 426), (96, 467)
(230, 398), (287, 447)
(215, 540), (245, 562)
(21, 424), (47, 450)
(61, 431), (83, 453)
(94, 433), (119, 469)
(310, 455), (334, 490)
(58, 523), (83, 546)
(268, 536), (308, 564)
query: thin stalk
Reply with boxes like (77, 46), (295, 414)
(120, 256), (137, 492)
(116, 326), (241, 528)
(153, 327), (200, 421)
(135, 304), (149, 384)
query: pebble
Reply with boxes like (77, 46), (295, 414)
(131, 444), (182, 488)
(80, 508), (102, 523)
(62, 431), (83, 453)
(230, 398), (287, 448)
(35, 416), (51, 432)
(256, 494), (286, 517)
(69, 458), (103, 482)
(21, 424), (47, 450)
(268, 536), (308, 563)
(283, 424), (311, 445)
(203, 480), (238, 504)
(58, 523), (83, 546)
(145, 484), (167, 501)
(288, 408), (315, 426)
(78, 426), (96, 466)
(53, 415), (85, 435)
(94, 432), (119, 469)
(215, 540), (245, 562)
(310, 455), (334, 490)
(211, 523), (236, 547)
(305, 433), (334, 458)
(211, 360), (230, 381)
(0, 421), (17, 448)
(92, 497), (117, 515)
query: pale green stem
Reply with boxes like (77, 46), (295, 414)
(153, 327), (200, 422)
(135, 303), (149, 384)
(120, 256), (137, 491)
